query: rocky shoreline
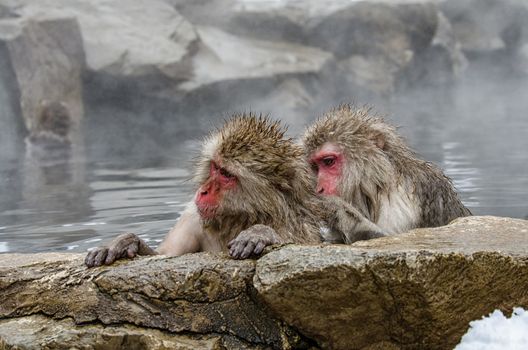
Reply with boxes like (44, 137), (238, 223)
(1, 216), (527, 349)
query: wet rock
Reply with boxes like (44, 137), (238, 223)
(0, 315), (246, 350)
(0, 252), (303, 349)
(254, 216), (528, 350)
(1, 217), (527, 349)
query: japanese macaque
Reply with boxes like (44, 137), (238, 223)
(303, 104), (472, 244)
(25, 100), (72, 162)
(85, 114), (322, 267)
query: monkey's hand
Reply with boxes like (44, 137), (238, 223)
(228, 224), (280, 259)
(322, 196), (386, 244)
(84, 233), (157, 268)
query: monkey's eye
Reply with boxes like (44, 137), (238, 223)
(322, 157), (336, 167)
(219, 168), (235, 179)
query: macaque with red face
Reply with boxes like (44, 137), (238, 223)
(85, 114), (322, 267)
(302, 104), (472, 244)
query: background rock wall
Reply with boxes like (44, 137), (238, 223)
(1, 0), (527, 156)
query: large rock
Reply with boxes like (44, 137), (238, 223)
(12, 0), (198, 80)
(181, 25), (332, 92)
(0, 253), (302, 349)
(0, 315), (256, 350)
(441, 0), (528, 54)
(1, 216), (527, 349)
(255, 216), (528, 349)
(0, 14), (84, 135)
(310, 1), (438, 60)
(307, 1), (444, 95)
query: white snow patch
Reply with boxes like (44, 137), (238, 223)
(455, 308), (528, 350)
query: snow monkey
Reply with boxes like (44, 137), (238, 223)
(303, 104), (472, 244)
(85, 114), (322, 267)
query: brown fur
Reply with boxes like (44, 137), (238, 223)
(195, 113), (322, 248)
(303, 104), (471, 240)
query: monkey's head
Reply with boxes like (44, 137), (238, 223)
(37, 100), (71, 137)
(302, 105), (399, 204)
(194, 114), (305, 231)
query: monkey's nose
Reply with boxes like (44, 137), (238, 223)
(317, 187), (324, 194)
(200, 190), (208, 196)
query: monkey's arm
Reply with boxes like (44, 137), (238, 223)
(157, 206), (202, 255)
(85, 206), (202, 268)
(323, 196), (386, 244)
(228, 224), (280, 259)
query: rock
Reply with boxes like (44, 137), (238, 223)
(440, 0), (528, 54)
(167, 0), (237, 27)
(306, 1), (442, 95)
(310, 1), (438, 60)
(399, 11), (468, 88)
(0, 15), (84, 136)
(0, 315), (250, 350)
(254, 216), (528, 350)
(12, 0), (198, 80)
(1, 217), (527, 349)
(0, 252), (304, 349)
(181, 26), (332, 91)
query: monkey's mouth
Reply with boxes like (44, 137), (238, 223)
(197, 204), (218, 220)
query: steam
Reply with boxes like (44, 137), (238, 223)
(1, 0), (528, 223)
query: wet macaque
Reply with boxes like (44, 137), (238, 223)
(85, 114), (322, 267)
(26, 100), (72, 160)
(303, 105), (471, 244)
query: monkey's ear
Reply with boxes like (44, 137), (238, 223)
(371, 132), (386, 150)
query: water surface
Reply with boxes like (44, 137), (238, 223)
(0, 79), (527, 253)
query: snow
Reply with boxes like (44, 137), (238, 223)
(455, 308), (528, 350)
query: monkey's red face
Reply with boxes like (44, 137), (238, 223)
(195, 161), (237, 219)
(310, 143), (344, 196)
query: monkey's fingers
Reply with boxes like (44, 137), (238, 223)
(91, 248), (109, 267)
(126, 245), (139, 258)
(253, 241), (267, 255)
(85, 250), (98, 267)
(240, 240), (256, 259)
(105, 248), (124, 265)
(112, 234), (138, 252)
(229, 241), (245, 259)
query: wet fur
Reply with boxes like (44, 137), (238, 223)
(195, 114), (322, 248)
(303, 104), (471, 240)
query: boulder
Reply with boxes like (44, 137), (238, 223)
(309, 1), (438, 59)
(0, 315), (264, 350)
(307, 1), (444, 95)
(0, 252), (303, 350)
(13, 0), (198, 80)
(398, 11), (468, 89)
(0, 14), (84, 136)
(440, 0), (528, 54)
(255, 216), (528, 349)
(181, 26), (332, 92)
(1, 216), (527, 349)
